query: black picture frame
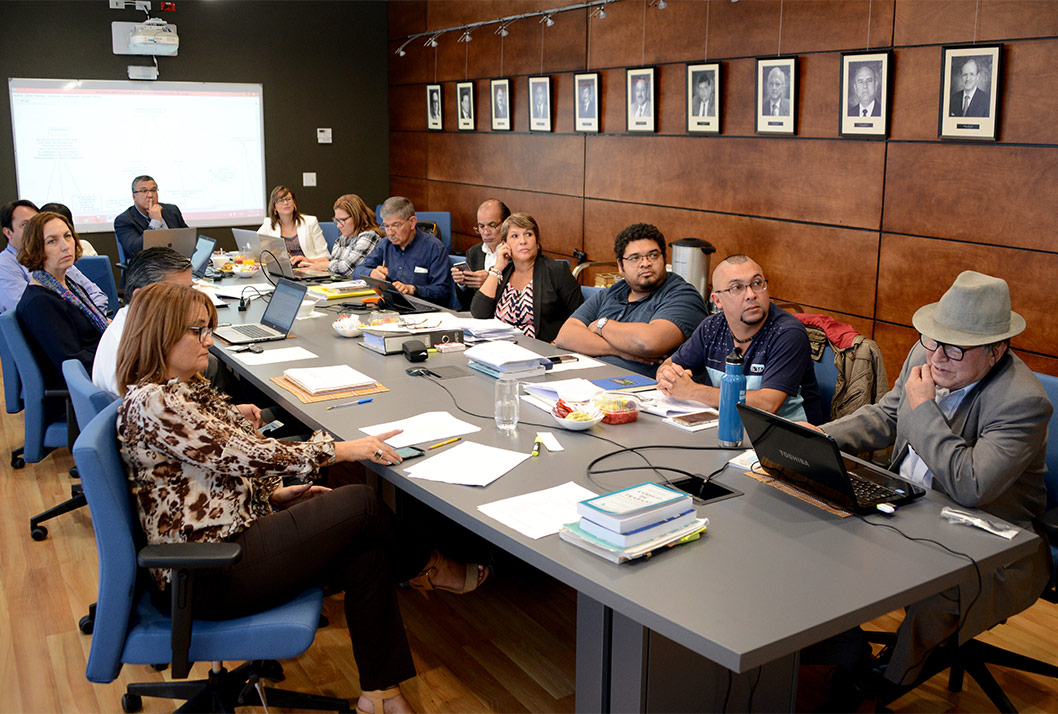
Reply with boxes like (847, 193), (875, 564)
(575, 73), (599, 133)
(687, 63), (720, 134)
(426, 84), (442, 131)
(840, 51), (891, 138)
(528, 76), (551, 132)
(456, 81), (475, 131)
(627, 67), (656, 132)
(756, 57), (797, 135)
(939, 44), (1002, 141)
(490, 78), (511, 131)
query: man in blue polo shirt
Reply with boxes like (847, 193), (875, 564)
(656, 254), (819, 421)
(555, 223), (708, 377)
(354, 196), (452, 306)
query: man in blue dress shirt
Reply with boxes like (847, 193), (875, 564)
(353, 196), (452, 306)
(113, 175), (188, 259)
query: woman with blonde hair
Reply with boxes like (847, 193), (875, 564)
(470, 213), (583, 342)
(117, 282), (486, 714)
(296, 193), (384, 276)
(256, 185), (328, 262)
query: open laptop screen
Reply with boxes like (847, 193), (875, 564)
(190, 235), (216, 278)
(261, 279), (306, 333)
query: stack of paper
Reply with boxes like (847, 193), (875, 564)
(523, 378), (603, 405)
(458, 317), (522, 341)
(634, 389), (712, 417)
(404, 441), (529, 487)
(283, 365), (376, 395)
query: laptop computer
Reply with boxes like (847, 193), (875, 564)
(213, 279), (308, 345)
(360, 275), (436, 315)
(190, 235), (216, 278)
(231, 228), (263, 257)
(144, 227), (196, 257)
(258, 234), (332, 281)
(736, 403), (926, 515)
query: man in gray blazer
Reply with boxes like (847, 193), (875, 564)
(820, 271), (1052, 703)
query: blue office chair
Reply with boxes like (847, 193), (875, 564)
(0, 323), (23, 415)
(811, 342), (839, 425)
(416, 211), (451, 254)
(319, 221), (340, 251)
(75, 401), (349, 713)
(580, 284), (603, 301)
(74, 255), (120, 315)
(0, 310), (69, 468)
(113, 232), (129, 290)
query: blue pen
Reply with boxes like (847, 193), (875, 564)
(326, 397), (373, 411)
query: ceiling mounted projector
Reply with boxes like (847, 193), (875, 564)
(129, 18), (179, 55)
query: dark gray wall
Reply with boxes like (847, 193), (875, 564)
(0, 0), (389, 253)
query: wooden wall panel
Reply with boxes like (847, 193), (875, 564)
(1000, 40), (1058, 145)
(581, 199), (880, 317)
(895, 0), (1058, 46)
(875, 233), (1058, 355)
(779, 1), (895, 54)
(391, 84), (428, 133)
(391, 131), (429, 180)
(389, 178), (430, 212)
(585, 136), (886, 229)
(888, 45), (944, 141)
(882, 143), (1058, 251)
(427, 133), (585, 196)
(389, 0), (426, 40)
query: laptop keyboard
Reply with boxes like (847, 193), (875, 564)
(234, 324), (273, 339)
(847, 470), (901, 504)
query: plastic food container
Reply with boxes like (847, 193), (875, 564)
(592, 394), (640, 424)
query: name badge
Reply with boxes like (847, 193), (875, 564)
(414, 266), (429, 274)
(750, 363), (765, 374)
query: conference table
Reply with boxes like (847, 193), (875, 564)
(207, 278), (1041, 713)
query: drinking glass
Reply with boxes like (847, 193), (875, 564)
(494, 376), (520, 433)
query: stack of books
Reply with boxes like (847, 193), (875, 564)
(560, 482), (707, 563)
(464, 341), (550, 379)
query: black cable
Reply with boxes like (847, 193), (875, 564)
(721, 668), (732, 712)
(853, 512), (983, 685)
(257, 249), (279, 287)
(746, 665), (762, 711)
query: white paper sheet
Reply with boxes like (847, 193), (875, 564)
(403, 441), (529, 487)
(360, 411), (481, 449)
(477, 481), (599, 539)
(546, 354), (607, 372)
(230, 346), (317, 365)
(523, 378), (603, 404)
(635, 389), (710, 417)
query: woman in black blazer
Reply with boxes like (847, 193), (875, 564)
(470, 213), (583, 342)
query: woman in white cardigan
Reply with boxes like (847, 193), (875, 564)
(256, 185), (328, 261)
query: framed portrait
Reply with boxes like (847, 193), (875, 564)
(756, 57), (797, 135)
(840, 51), (890, 138)
(626, 67), (655, 132)
(939, 44), (1001, 141)
(528, 76), (551, 132)
(426, 84), (442, 131)
(575, 73), (599, 133)
(490, 78), (511, 131)
(687, 63), (720, 134)
(456, 82), (475, 131)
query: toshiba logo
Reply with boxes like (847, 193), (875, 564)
(779, 449), (809, 467)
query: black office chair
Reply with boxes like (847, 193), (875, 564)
(869, 371), (1058, 712)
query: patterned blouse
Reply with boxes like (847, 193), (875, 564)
(329, 229), (384, 277)
(495, 279), (535, 339)
(118, 378), (335, 586)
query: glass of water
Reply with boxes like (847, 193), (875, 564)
(494, 376), (520, 434)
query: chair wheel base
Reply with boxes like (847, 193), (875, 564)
(12, 454), (24, 469)
(121, 693), (142, 713)
(31, 525), (47, 541)
(79, 613), (94, 634)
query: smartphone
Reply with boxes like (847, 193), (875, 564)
(665, 409), (721, 432)
(452, 262), (469, 272)
(259, 419), (283, 435)
(548, 355), (578, 364)
(395, 446), (425, 460)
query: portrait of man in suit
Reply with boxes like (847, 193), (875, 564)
(459, 87), (472, 120)
(630, 77), (651, 118)
(763, 66), (790, 117)
(532, 83), (548, 119)
(493, 85), (508, 119)
(950, 57), (990, 117)
(848, 63), (881, 117)
(578, 82), (595, 119)
(429, 89), (440, 120)
(692, 71), (715, 117)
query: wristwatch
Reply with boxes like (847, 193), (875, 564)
(595, 317), (609, 332)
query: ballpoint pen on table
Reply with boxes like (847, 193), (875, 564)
(428, 437), (460, 449)
(326, 398), (373, 411)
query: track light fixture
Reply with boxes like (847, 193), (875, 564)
(649, 0), (668, 7)
(539, 14), (555, 27)
(458, 30), (473, 42)
(395, 38), (413, 57)
(496, 24), (509, 37)
(423, 33), (441, 48)
(590, 5), (607, 19)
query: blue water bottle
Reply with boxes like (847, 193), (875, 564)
(717, 347), (746, 448)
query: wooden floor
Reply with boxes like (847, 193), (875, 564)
(1, 379), (1056, 713)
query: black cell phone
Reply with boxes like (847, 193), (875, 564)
(548, 355), (578, 364)
(453, 262), (469, 271)
(395, 446), (425, 460)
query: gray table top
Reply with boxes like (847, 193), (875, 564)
(209, 279), (1040, 673)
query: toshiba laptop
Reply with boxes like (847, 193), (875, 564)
(258, 234), (331, 281)
(737, 403), (926, 514)
(190, 235), (216, 278)
(360, 275), (436, 315)
(143, 227), (196, 257)
(213, 279), (307, 345)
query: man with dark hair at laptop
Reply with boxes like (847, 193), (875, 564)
(452, 198), (511, 309)
(656, 254), (819, 422)
(114, 175), (188, 259)
(0, 199), (107, 314)
(813, 271), (1052, 707)
(555, 223), (708, 378)
(353, 196), (452, 306)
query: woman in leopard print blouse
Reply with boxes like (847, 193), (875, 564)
(116, 282), (486, 714)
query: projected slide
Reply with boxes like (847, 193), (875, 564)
(9, 78), (267, 233)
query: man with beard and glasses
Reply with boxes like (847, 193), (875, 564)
(656, 254), (819, 421)
(555, 223), (708, 378)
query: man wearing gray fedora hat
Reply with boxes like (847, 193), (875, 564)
(818, 270), (1053, 701)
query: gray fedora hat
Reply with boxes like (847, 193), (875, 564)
(912, 271), (1025, 346)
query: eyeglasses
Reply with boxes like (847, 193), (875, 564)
(621, 250), (663, 264)
(274, 196), (294, 205)
(333, 215), (350, 225)
(474, 222), (501, 234)
(919, 335), (976, 362)
(382, 220), (406, 233)
(713, 278), (768, 297)
(133, 188), (158, 195)
(186, 326), (213, 343)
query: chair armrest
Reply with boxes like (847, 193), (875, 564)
(43, 388), (69, 399)
(137, 542), (241, 679)
(572, 261), (617, 280)
(138, 542), (242, 569)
